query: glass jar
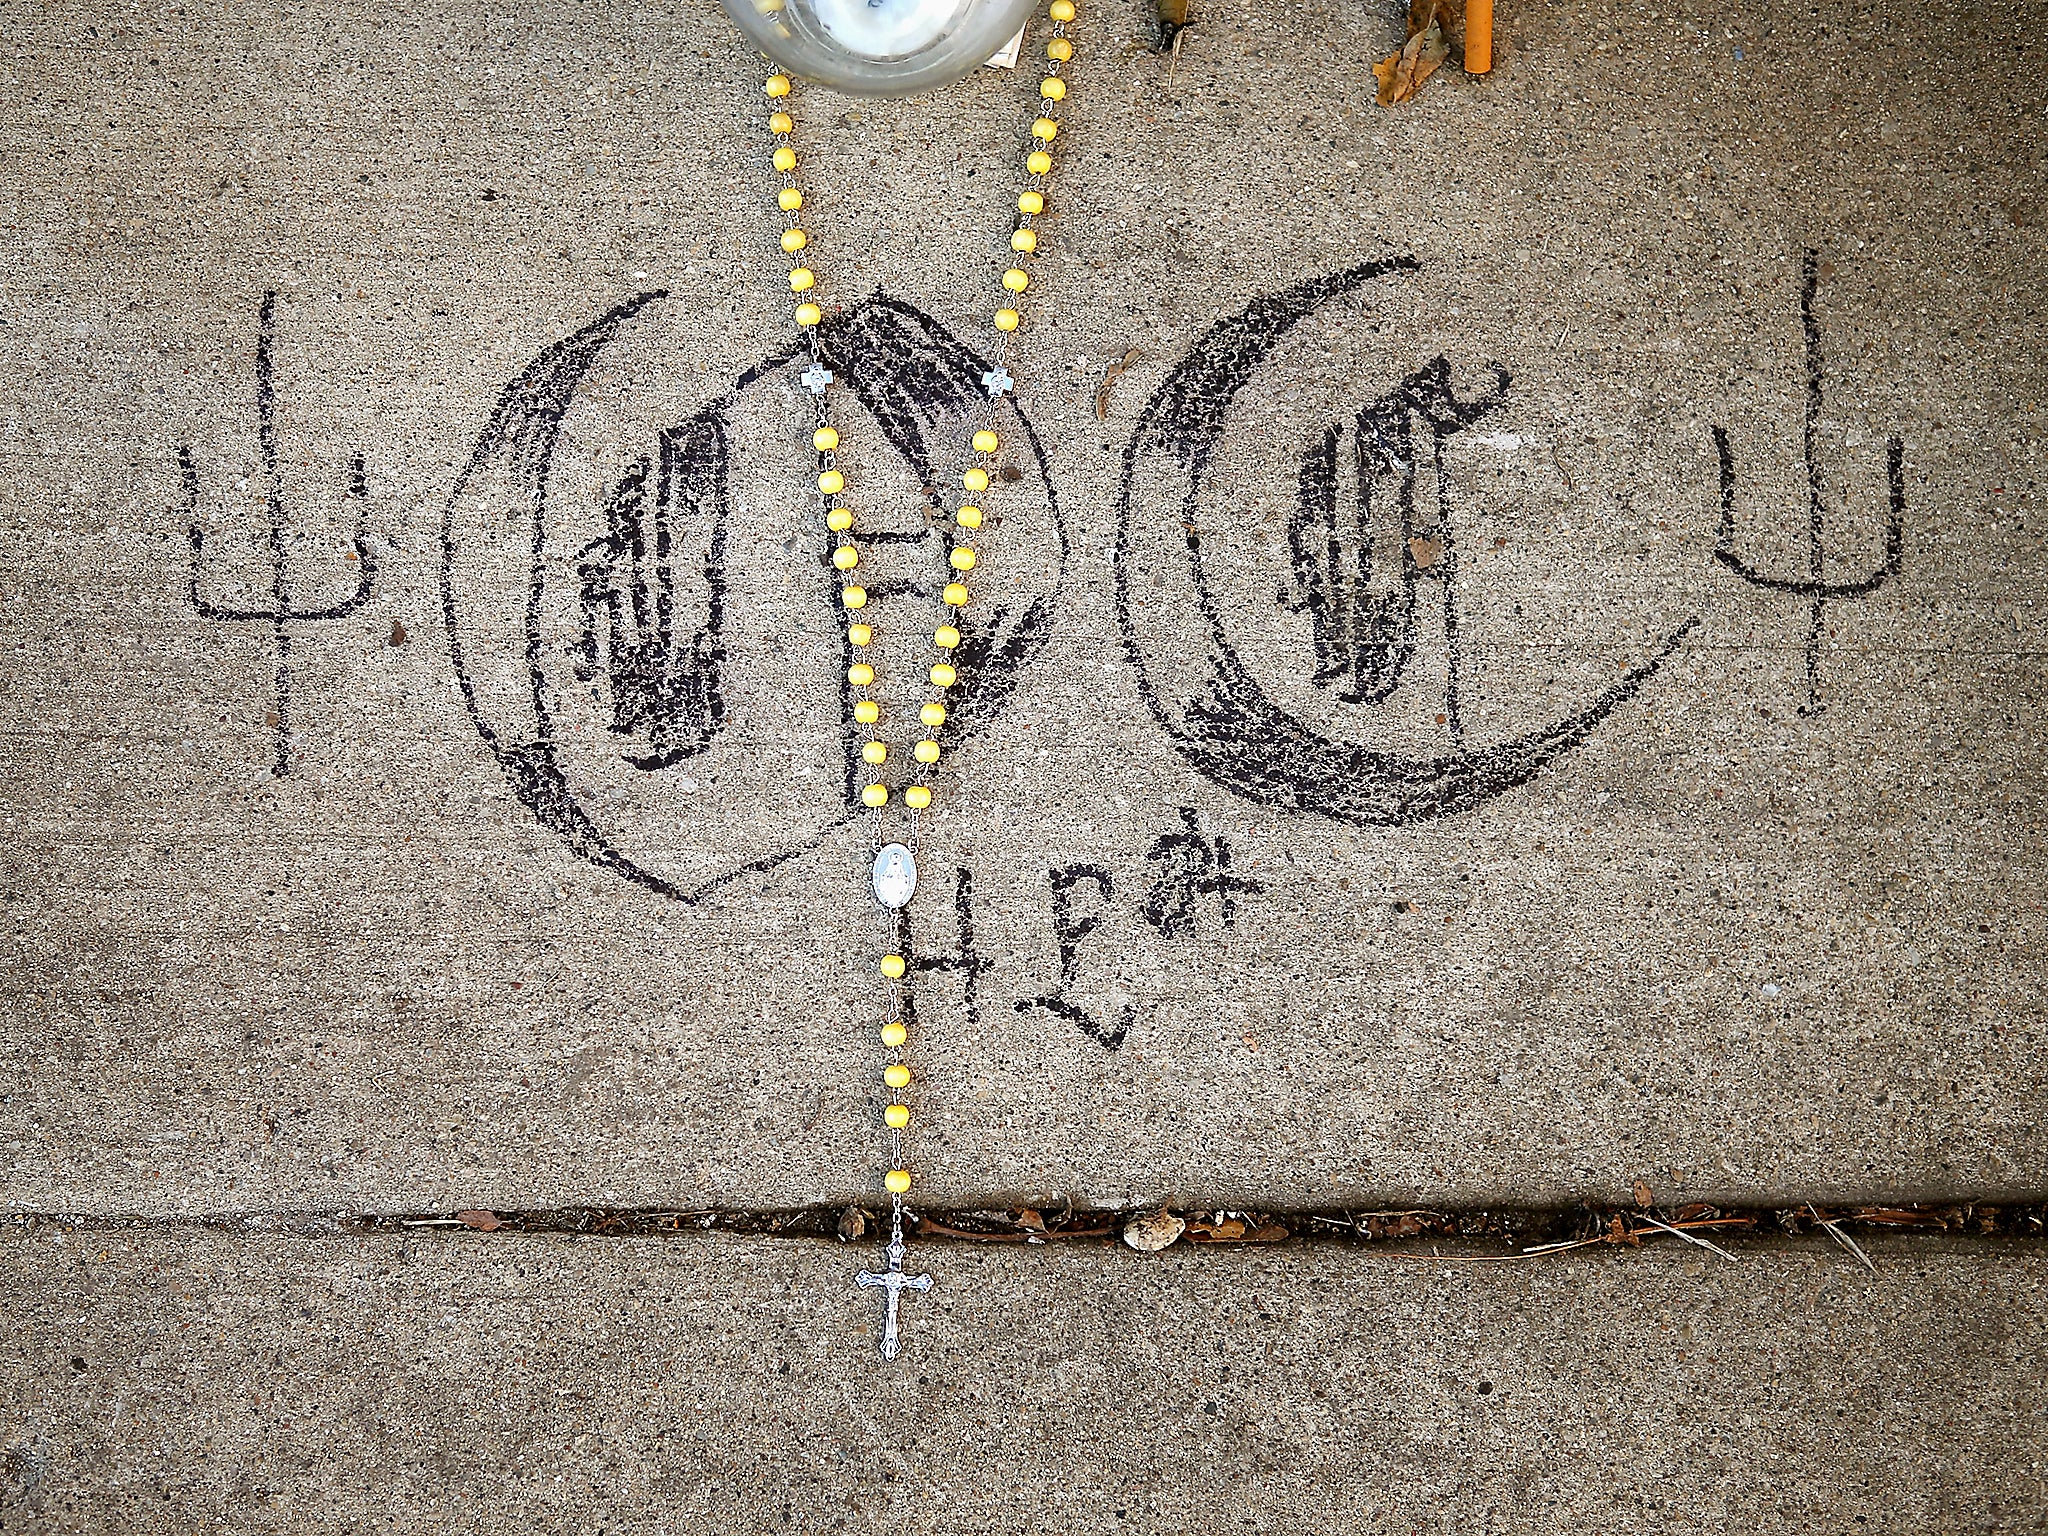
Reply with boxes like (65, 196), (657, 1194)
(719, 0), (1041, 96)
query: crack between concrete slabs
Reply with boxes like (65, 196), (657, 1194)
(12, 1199), (2046, 1258)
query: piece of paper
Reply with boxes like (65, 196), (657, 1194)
(984, 25), (1025, 68)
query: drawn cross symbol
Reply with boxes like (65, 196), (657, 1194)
(854, 1238), (933, 1361)
(1143, 807), (1263, 938)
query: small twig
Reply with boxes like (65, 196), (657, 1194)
(1095, 347), (1143, 420)
(1636, 1213), (1741, 1263)
(1809, 1204), (1879, 1275)
(912, 1217), (1116, 1243)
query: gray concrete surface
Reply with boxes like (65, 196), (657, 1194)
(4, 0), (2046, 1524)
(3, 0), (2042, 1217)
(2, 1227), (2043, 1533)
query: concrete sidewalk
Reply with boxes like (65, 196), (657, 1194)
(1, 0), (2043, 1217)
(1, 0), (2043, 1525)
(5, 1226), (2044, 1534)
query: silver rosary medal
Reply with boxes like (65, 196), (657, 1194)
(872, 843), (917, 909)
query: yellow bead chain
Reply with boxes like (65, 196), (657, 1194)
(759, 2), (1077, 1217)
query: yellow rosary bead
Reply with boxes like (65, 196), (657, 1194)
(848, 662), (875, 686)
(854, 699), (881, 724)
(773, 146), (797, 172)
(769, 110), (794, 134)
(904, 785), (932, 809)
(765, 74), (793, 97)
(880, 953), (906, 979)
(778, 187), (803, 211)
(1049, 0), (1075, 20)
(1018, 190), (1044, 214)
(913, 739), (941, 764)
(994, 308), (1020, 331)
(881, 1021), (907, 1048)
(832, 544), (859, 571)
(920, 702), (947, 728)
(883, 1062), (911, 1089)
(883, 1103), (910, 1129)
(796, 302), (823, 326)
(963, 467), (990, 492)
(1032, 118), (1059, 142)
(1003, 268), (1030, 293)
(862, 741), (888, 766)
(1047, 37), (1073, 61)
(789, 267), (815, 292)
(884, 1169), (913, 1195)
(972, 429), (1000, 453)
(956, 507), (983, 529)
(826, 508), (854, 532)
(950, 547), (978, 571)
(1041, 77), (1067, 101)
(814, 426), (840, 451)
(819, 469), (846, 494)
(933, 625), (961, 649)
(930, 662), (958, 687)
(863, 784), (890, 809)
(1011, 229), (1038, 253)
(1028, 150), (1052, 175)
(781, 228), (808, 254)
(942, 582), (969, 606)
(849, 622), (873, 645)
(841, 585), (868, 609)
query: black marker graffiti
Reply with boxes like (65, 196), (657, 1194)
(182, 291), (376, 776)
(794, 299), (1066, 812)
(442, 291), (1065, 903)
(1713, 249), (1905, 716)
(1143, 807), (1262, 938)
(573, 420), (729, 770)
(902, 865), (991, 1033)
(1018, 864), (1132, 1051)
(1114, 259), (1696, 826)
(1285, 356), (1510, 720)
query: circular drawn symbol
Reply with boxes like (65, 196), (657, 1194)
(1114, 259), (1694, 826)
(442, 290), (1067, 900)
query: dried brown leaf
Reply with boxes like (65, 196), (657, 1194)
(455, 1210), (501, 1231)
(1375, 19), (1449, 105)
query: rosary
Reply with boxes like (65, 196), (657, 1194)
(756, 2), (1078, 1358)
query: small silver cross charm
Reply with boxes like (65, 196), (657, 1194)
(801, 362), (834, 394)
(855, 1237), (933, 1360)
(980, 366), (1013, 397)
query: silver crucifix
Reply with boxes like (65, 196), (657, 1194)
(855, 1236), (932, 1360)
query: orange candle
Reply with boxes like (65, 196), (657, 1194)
(1466, 0), (1493, 72)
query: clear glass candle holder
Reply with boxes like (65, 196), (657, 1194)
(720, 0), (1041, 96)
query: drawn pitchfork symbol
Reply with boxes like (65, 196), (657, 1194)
(1712, 249), (1904, 716)
(182, 291), (377, 775)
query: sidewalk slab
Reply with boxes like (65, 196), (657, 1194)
(1, 0), (2044, 1216)
(2, 1227), (2043, 1533)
